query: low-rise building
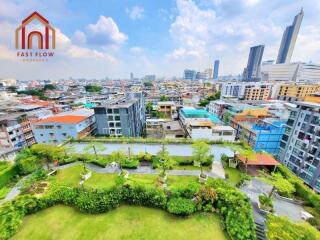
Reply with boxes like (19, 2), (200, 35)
(146, 119), (167, 138)
(157, 101), (176, 118)
(0, 113), (35, 149)
(162, 121), (185, 139)
(276, 83), (320, 101)
(32, 110), (96, 144)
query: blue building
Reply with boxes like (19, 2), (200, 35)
(183, 69), (197, 80)
(213, 60), (219, 79)
(243, 45), (264, 81)
(276, 9), (304, 64)
(234, 119), (286, 154)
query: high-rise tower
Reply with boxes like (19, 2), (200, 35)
(243, 45), (264, 81)
(276, 8), (304, 64)
(213, 60), (220, 79)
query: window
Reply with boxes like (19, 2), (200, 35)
(40, 134), (44, 136)
(116, 122), (121, 127)
(49, 133), (54, 136)
(108, 116), (113, 121)
(62, 133), (67, 136)
(107, 109), (112, 114)
(57, 125), (62, 129)
(109, 122), (114, 127)
(114, 109), (119, 114)
(115, 116), (120, 121)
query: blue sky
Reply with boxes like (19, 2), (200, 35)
(0, 0), (319, 80)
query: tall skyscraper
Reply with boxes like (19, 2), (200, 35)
(276, 8), (304, 64)
(213, 60), (219, 79)
(183, 69), (197, 80)
(243, 45), (264, 81)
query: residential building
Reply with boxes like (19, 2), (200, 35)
(232, 118), (286, 154)
(275, 83), (320, 101)
(157, 101), (176, 118)
(94, 92), (145, 137)
(276, 8), (304, 64)
(243, 45), (264, 81)
(162, 121), (185, 139)
(32, 110), (96, 144)
(186, 120), (235, 141)
(0, 113), (35, 149)
(278, 97), (320, 192)
(146, 119), (167, 138)
(221, 82), (272, 100)
(213, 60), (220, 79)
(184, 69), (197, 80)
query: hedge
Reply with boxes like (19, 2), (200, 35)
(277, 165), (320, 212)
(0, 180), (256, 240)
(0, 165), (18, 188)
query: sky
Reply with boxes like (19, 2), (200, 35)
(0, 0), (320, 80)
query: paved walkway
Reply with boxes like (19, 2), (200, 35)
(0, 175), (29, 204)
(241, 178), (305, 222)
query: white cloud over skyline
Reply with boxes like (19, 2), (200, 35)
(0, 0), (319, 80)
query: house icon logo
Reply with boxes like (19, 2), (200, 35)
(15, 11), (55, 50)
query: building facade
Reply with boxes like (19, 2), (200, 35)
(276, 9), (304, 64)
(221, 82), (272, 100)
(94, 92), (145, 137)
(184, 69), (197, 80)
(278, 100), (320, 192)
(243, 45), (264, 81)
(0, 113), (35, 149)
(213, 60), (220, 79)
(276, 84), (320, 102)
(32, 111), (96, 144)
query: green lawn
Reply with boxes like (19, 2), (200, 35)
(53, 165), (201, 189)
(12, 205), (229, 240)
(224, 167), (241, 185)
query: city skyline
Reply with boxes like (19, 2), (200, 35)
(0, 0), (319, 80)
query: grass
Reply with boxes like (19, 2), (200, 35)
(0, 186), (11, 199)
(12, 205), (229, 240)
(173, 165), (210, 171)
(52, 165), (201, 189)
(224, 167), (242, 185)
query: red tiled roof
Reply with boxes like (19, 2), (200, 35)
(237, 153), (279, 166)
(35, 115), (87, 125)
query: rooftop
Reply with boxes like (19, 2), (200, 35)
(35, 115), (88, 125)
(237, 153), (279, 166)
(180, 108), (221, 124)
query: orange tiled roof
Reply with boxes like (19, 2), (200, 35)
(35, 115), (87, 125)
(237, 153), (279, 166)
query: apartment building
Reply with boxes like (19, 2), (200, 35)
(94, 92), (145, 137)
(0, 113), (35, 149)
(278, 99), (320, 192)
(232, 118), (286, 154)
(32, 110), (96, 144)
(157, 101), (176, 118)
(276, 84), (320, 101)
(221, 82), (272, 100)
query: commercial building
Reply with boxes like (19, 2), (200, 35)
(183, 69), (197, 80)
(0, 113), (35, 149)
(94, 92), (145, 137)
(275, 84), (320, 101)
(278, 97), (320, 192)
(261, 62), (320, 83)
(32, 110), (96, 144)
(243, 45), (264, 81)
(213, 60), (220, 79)
(276, 9), (304, 64)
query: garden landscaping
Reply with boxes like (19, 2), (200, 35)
(12, 205), (229, 240)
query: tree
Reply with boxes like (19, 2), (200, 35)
(146, 101), (153, 114)
(157, 144), (174, 177)
(159, 95), (169, 101)
(15, 148), (41, 174)
(31, 144), (65, 170)
(192, 141), (211, 177)
(43, 84), (55, 91)
(83, 143), (106, 160)
(85, 85), (102, 92)
(7, 86), (17, 93)
(198, 91), (221, 107)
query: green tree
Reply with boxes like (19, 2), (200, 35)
(146, 101), (153, 114)
(110, 150), (127, 171)
(43, 84), (55, 91)
(159, 95), (169, 101)
(192, 141), (211, 176)
(31, 144), (65, 170)
(85, 85), (102, 92)
(7, 86), (17, 93)
(15, 148), (42, 174)
(157, 144), (174, 177)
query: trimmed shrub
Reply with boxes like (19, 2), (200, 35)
(121, 158), (139, 169)
(0, 165), (19, 188)
(170, 182), (200, 199)
(167, 197), (196, 216)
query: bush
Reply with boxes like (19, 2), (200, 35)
(167, 197), (196, 216)
(266, 214), (320, 240)
(0, 165), (19, 188)
(259, 194), (273, 212)
(170, 182), (200, 199)
(194, 186), (218, 211)
(209, 179), (256, 240)
(121, 158), (139, 169)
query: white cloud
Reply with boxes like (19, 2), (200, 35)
(130, 46), (144, 54)
(126, 6), (144, 20)
(72, 30), (87, 45)
(86, 15), (127, 46)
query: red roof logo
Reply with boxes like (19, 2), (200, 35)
(15, 11), (56, 49)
